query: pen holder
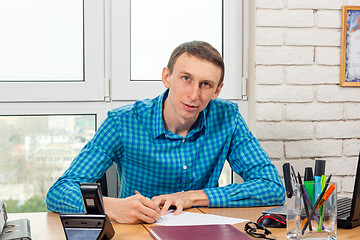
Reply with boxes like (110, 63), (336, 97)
(287, 183), (337, 240)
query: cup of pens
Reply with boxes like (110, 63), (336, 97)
(287, 182), (337, 240)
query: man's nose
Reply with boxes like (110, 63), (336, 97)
(188, 83), (200, 101)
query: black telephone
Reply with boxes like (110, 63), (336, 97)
(60, 183), (115, 240)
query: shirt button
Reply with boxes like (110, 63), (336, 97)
(183, 165), (187, 170)
(182, 139), (185, 143)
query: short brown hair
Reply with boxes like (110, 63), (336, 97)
(167, 41), (224, 87)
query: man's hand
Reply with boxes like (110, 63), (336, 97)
(103, 195), (161, 224)
(151, 190), (209, 216)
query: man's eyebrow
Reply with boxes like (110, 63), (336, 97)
(179, 71), (192, 76)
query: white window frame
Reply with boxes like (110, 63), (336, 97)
(0, 0), (105, 102)
(111, 0), (248, 101)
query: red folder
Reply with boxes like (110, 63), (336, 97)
(150, 224), (252, 240)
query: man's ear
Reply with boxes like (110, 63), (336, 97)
(162, 67), (171, 89)
(211, 83), (224, 100)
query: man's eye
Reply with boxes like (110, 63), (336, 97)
(183, 76), (190, 81)
(202, 82), (211, 88)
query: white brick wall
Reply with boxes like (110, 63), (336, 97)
(315, 10), (342, 28)
(317, 85), (360, 102)
(260, 141), (283, 159)
(344, 140), (360, 156)
(255, 66), (284, 84)
(286, 29), (341, 46)
(256, 28), (284, 46)
(256, 103), (283, 121)
(317, 121), (360, 139)
(257, 85), (313, 102)
(326, 157), (358, 175)
(255, 0), (360, 194)
(286, 65), (339, 84)
(343, 176), (356, 193)
(285, 140), (342, 158)
(344, 0), (360, 6)
(287, 0), (342, 9)
(256, 0), (284, 9)
(286, 103), (342, 121)
(316, 47), (341, 65)
(257, 122), (314, 140)
(345, 103), (360, 119)
(256, 46), (314, 65)
(257, 10), (314, 27)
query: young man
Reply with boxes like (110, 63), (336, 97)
(46, 41), (285, 224)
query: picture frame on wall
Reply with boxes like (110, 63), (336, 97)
(341, 6), (360, 87)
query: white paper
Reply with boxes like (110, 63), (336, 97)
(155, 210), (248, 226)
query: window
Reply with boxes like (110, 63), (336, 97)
(0, 115), (95, 212)
(130, 0), (222, 81)
(0, 0), (83, 82)
(0, 0), (104, 102)
(0, 0), (249, 210)
(111, 0), (247, 100)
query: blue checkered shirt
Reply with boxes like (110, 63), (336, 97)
(46, 90), (285, 213)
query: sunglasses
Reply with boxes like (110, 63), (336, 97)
(244, 222), (275, 240)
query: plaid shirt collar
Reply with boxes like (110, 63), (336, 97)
(138, 89), (208, 139)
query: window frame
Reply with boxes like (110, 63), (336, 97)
(111, 0), (247, 101)
(0, 0), (105, 102)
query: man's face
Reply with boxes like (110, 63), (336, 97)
(162, 53), (223, 124)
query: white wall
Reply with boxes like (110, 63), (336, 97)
(254, 0), (360, 195)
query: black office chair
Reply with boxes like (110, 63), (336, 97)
(96, 173), (108, 197)
(96, 164), (118, 198)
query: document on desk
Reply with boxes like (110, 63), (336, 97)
(156, 210), (248, 226)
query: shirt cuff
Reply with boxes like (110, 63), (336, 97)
(203, 187), (230, 207)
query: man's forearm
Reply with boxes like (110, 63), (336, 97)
(187, 190), (209, 207)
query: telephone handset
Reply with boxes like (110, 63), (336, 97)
(80, 183), (105, 214)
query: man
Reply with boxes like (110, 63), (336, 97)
(46, 41), (285, 224)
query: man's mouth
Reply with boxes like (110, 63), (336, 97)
(183, 103), (198, 111)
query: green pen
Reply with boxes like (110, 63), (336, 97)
(304, 167), (315, 206)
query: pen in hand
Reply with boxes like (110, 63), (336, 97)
(135, 190), (163, 221)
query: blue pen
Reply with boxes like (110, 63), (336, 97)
(314, 160), (326, 202)
(318, 175), (326, 232)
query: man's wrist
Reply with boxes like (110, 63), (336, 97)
(188, 190), (209, 207)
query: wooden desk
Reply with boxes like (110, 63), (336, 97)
(7, 207), (360, 239)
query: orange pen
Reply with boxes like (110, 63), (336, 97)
(315, 184), (335, 211)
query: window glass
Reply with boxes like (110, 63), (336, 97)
(0, 115), (95, 212)
(218, 161), (232, 187)
(130, 0), (222, 81)
(0, 0), (83, 81)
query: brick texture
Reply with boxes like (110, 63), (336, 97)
(255, 0), (360, 195)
